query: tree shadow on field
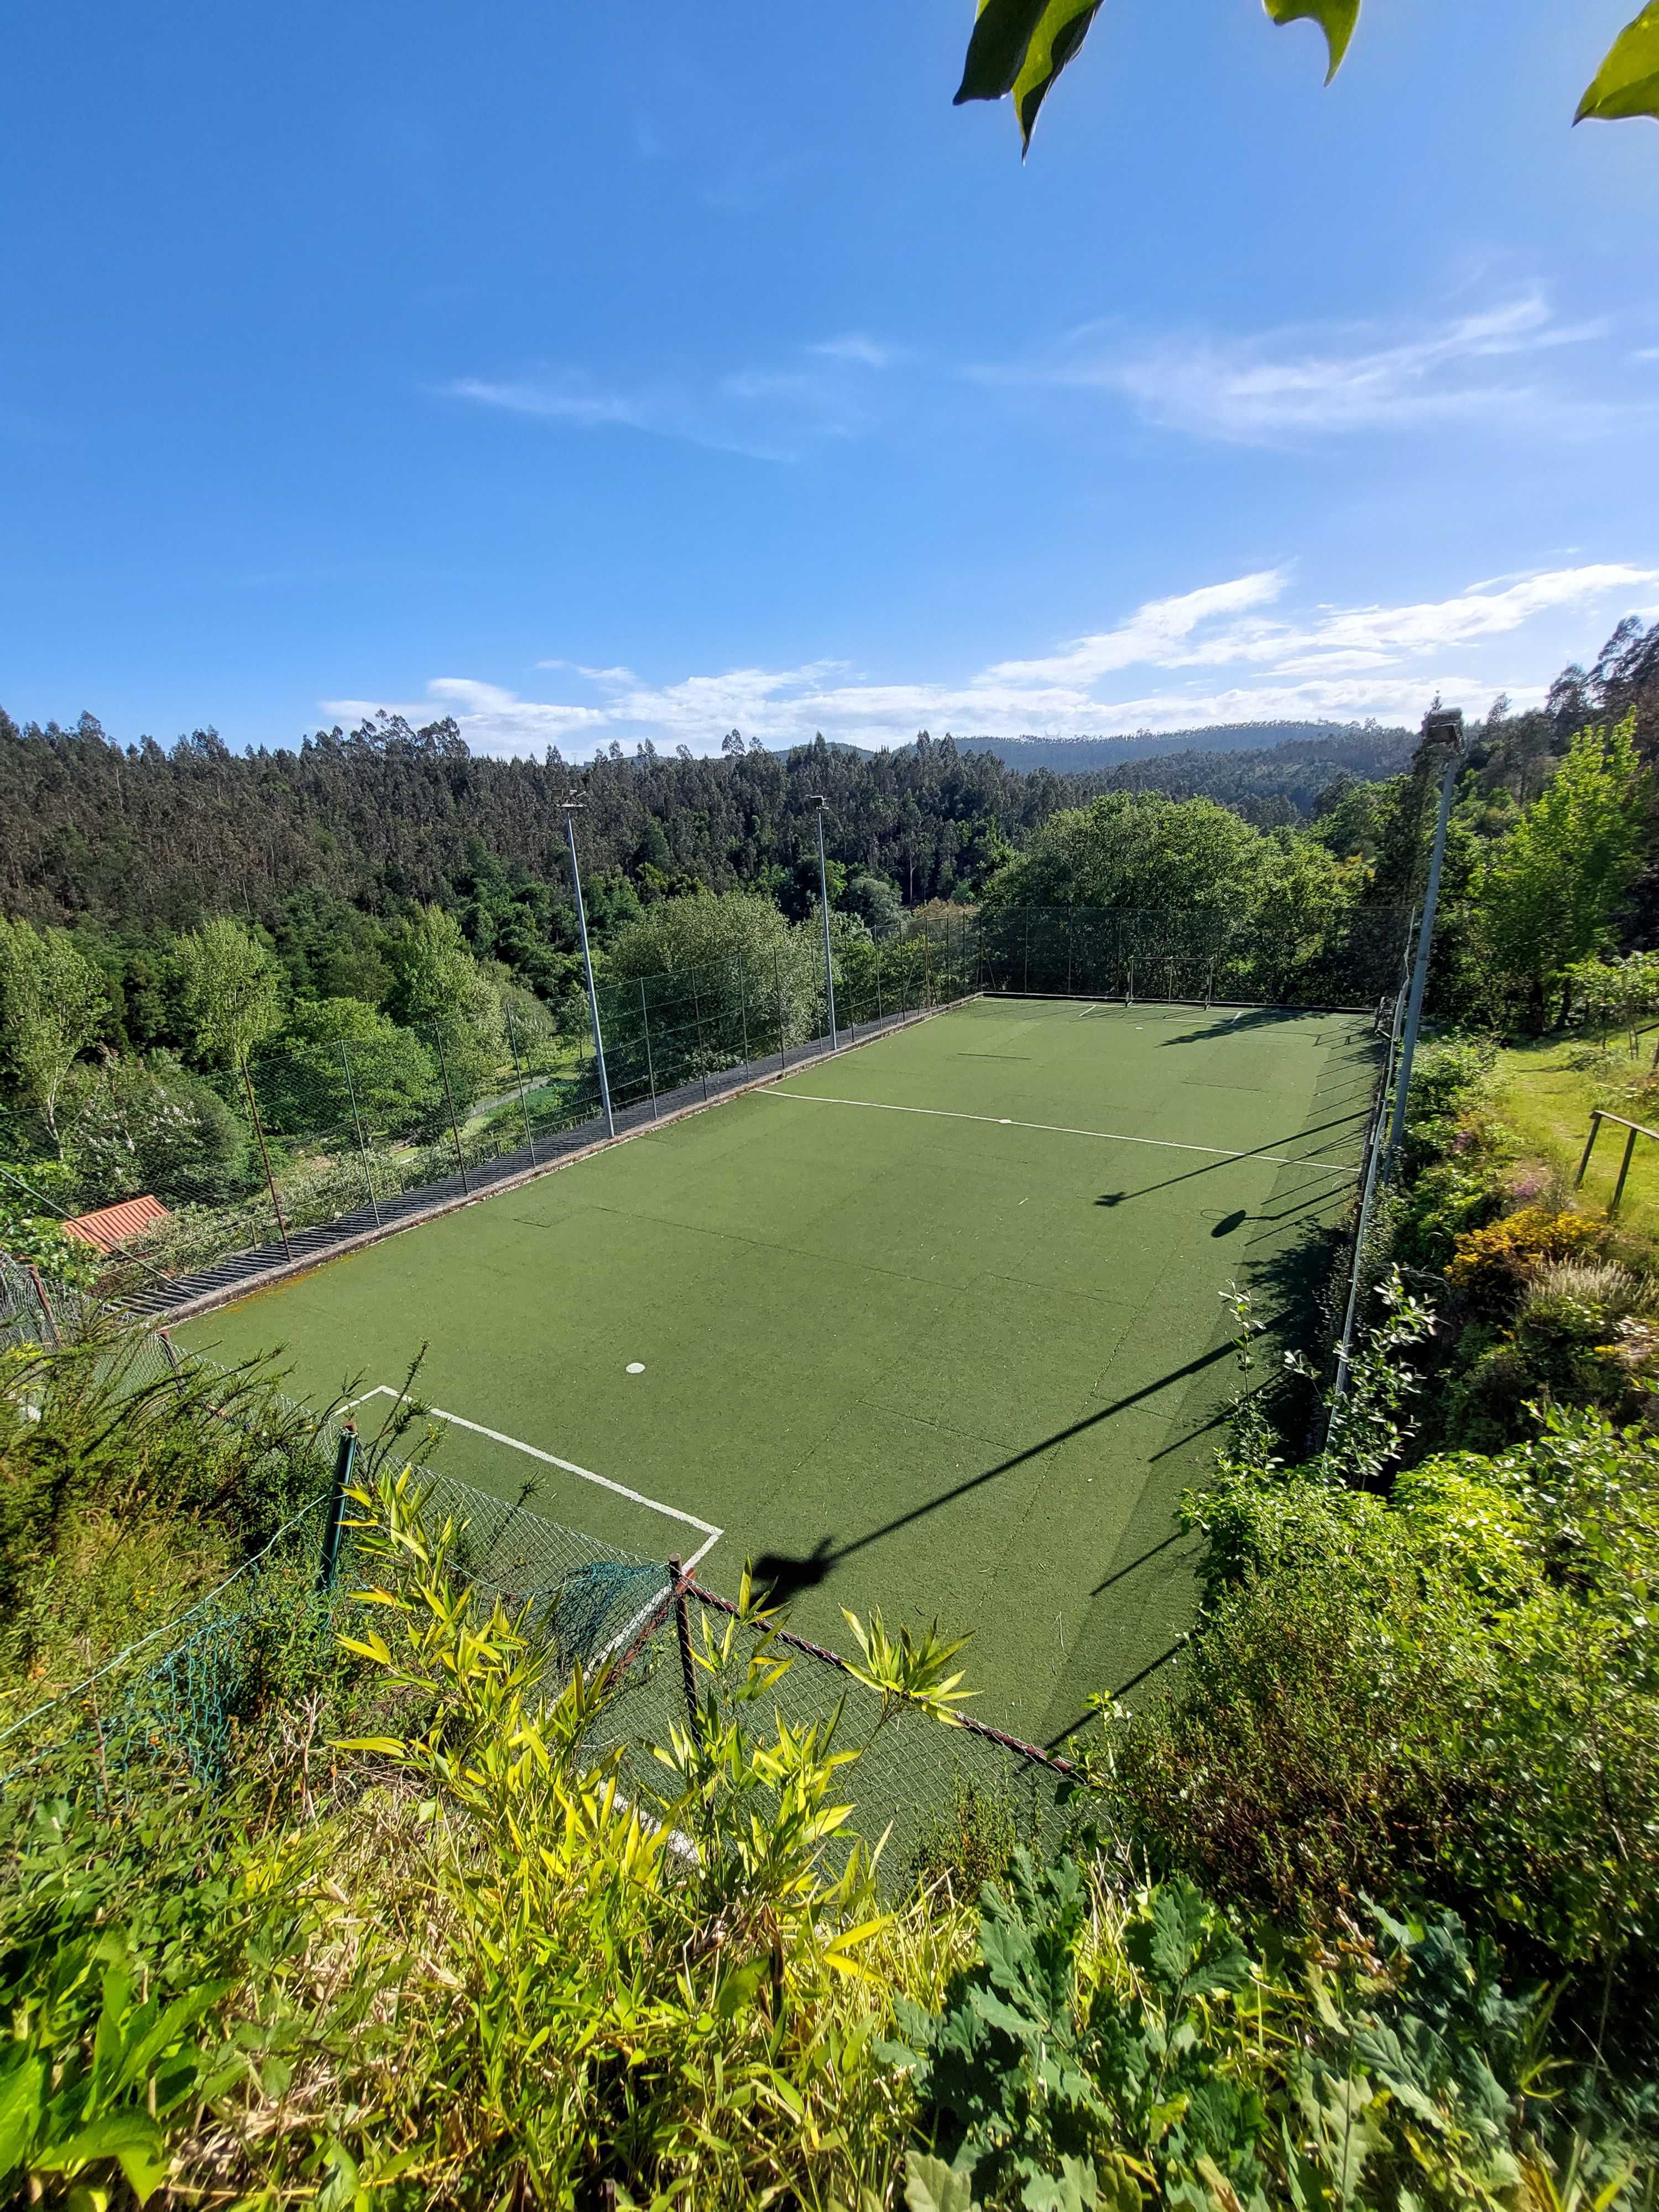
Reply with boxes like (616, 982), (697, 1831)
(748, 1339), (1235, 1611)
(1159, 1008), (1290, 1046)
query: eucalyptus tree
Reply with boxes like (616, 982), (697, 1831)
(0, 920), (106, 1154)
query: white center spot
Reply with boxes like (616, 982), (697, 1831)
(1000, 1118), (1013, 1124)
(625, 1362), (645, 1375)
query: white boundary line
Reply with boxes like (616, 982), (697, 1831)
(341, 1384), (722, 1573)
(761, 1089), (1360, 1177)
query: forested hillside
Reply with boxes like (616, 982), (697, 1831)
(956, 719), (1409, 774)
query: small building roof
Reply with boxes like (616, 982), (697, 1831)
(61, 1194), (171, 1252)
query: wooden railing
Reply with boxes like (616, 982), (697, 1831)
(1575, 1109), (1659, 1214)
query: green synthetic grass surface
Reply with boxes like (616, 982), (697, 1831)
(180, 997), (1378, 1745)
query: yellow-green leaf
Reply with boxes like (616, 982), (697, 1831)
(1262, 0), (1360, 84)
(1012, 0), (1104, 149)
(1576, 1), (1659, 122)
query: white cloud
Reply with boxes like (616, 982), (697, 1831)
(979, 295), (1622, 445)
(322, 560), (1659, 759)
(446, 335), (895, 458)
(807, 335), (899, 369)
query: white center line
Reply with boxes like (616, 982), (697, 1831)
(764, 1089), (1359, 1176)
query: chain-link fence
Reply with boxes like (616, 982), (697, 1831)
(974, 905), (1410, 1009)
(98, 915), (977, 1314)
(18, 902), (1401, 1319)
(1, 1298), (1088, 1881)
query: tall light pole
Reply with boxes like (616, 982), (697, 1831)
(808, 795), (837, 1048)
(1389, 709), (1464, 1152)
(564, 795), (615, 1139)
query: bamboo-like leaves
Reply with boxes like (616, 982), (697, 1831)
(1577, 1), (1659, 124)
(840, 1606), (975, 1726)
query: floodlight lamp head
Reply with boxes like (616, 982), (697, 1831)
(806, 792), (828, 811)
(1422, 707), (1465, 755)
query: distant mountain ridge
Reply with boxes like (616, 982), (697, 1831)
(953, 721), (1408, 773)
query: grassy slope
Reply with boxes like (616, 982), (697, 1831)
(1490, 1032), (1659, 1238)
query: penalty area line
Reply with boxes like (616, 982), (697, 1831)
(336, 1384), (722, 1572)
(762, 1089), (1360, 1177)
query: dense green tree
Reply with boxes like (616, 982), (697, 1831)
(1479, 714), (1649, 1023)
(839, 870), (903, 940)
(250, 997), (436, 1141)
(177, 917), (286, 1070)
(63, 1053), (251, 1208)
(982, 790), (1266, 913)
(606, 890), (826, 1058)
(388, 906), (505, 1113)
(0, 921), (107, 1153)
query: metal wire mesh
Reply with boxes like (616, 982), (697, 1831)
(975, 905), (1410, 1010)
(583, 1582), (1091, 1890)
(1, 1302), (1086, 1880)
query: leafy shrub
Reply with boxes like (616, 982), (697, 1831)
(0, 1327), (329, 1699)
(64, 1051), (253, 1209)
(1108, 1406), (1659, 2040)
(885, 1849), (1541, 2212)
(1446, 1206), (1606, 1305)
(249, 995), (436, 1142)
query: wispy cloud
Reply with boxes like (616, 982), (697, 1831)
(445, 336), (898, 458)
(323, 560), (1659, 760)
(978, 296), (1621, 445)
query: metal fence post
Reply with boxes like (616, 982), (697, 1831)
(239, 1051), (293, 1259)
(432, 1035), (471, 1194)
(503, 1000), (538, 1167)
(737, 952), (751, 1065)
(25, 1264), (58, 1345)
(640, 979), (659, 1118)
(318, 1423), (358, 1590)
(775, 944), (788, 1071)
(691, 970), (709, 1100)
(339, 1041), (383, 1224)
(1389, 716), (1464, 1152)
(669, 1555), (703, 1752)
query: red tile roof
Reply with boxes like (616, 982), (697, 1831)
(62, 1194), (171, 1251)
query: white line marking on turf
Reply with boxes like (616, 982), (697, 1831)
(763, 1091), (1359, 1176)
(341, 1384), (722, 1571)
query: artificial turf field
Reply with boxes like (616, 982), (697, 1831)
(179, 997), (1379, 1745)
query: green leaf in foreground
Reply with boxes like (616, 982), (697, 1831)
(1576, 1), (1659, 123)
(1261, 0), (1361, 85)
(1013, 0), (1105, 150)
(954, 0), (1052, 103)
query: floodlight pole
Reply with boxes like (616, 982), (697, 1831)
(809, 795), (838, 1049)
(564, 796), (615, 1139)
(1388, 710), (1464, 1153)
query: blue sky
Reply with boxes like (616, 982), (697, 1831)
(4, 0), (1657, 758)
